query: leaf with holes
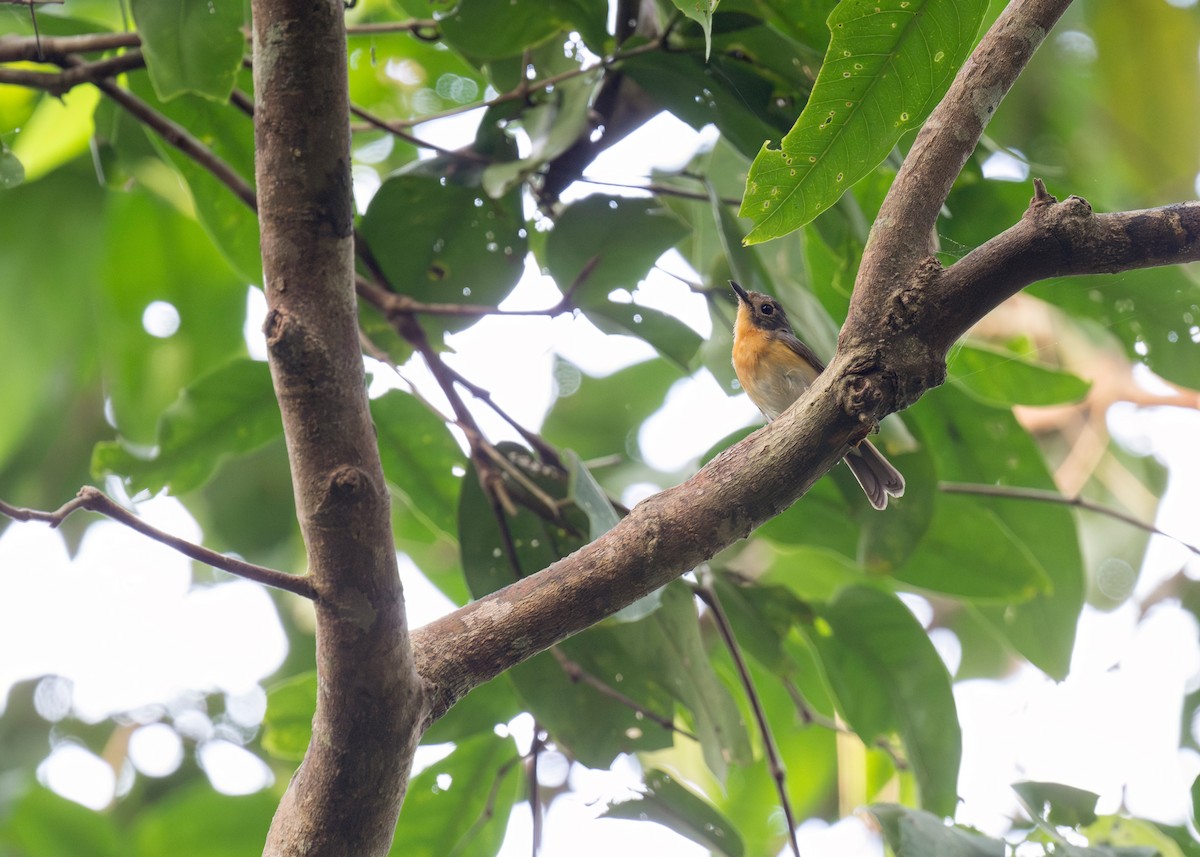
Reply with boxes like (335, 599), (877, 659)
(740, 0), (987, 243)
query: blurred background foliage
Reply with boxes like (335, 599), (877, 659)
(1, 0), (1199, 855)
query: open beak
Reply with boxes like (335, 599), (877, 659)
(730, 280), (750, 304)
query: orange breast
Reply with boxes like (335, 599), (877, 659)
(732, 317), (820, 421)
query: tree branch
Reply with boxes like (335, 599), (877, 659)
(407, 0), (1199, 725)
(0, 488), (314, 599)
(843, 0), (1075, 411)
(250, 1), (423, 854)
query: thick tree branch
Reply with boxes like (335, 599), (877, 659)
(931, 186), (1200, 354)
(843, 0), (1074, 411)
(0, 488), (314, 599)
(251, 1), (423, 854)
(408, 0), (1199, 724)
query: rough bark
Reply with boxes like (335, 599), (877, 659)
(410, 0), (1200, 723)
(252, 1), (424, 854)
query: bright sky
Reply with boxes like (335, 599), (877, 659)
(3, 89), (1200, 856)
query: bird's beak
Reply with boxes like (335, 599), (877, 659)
(730, 280), (750, 304)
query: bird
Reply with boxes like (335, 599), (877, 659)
(730, 280), (905, 510)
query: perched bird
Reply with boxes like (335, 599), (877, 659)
(730, 280), (905, 510)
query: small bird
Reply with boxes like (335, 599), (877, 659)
(730, 280), (905, 510)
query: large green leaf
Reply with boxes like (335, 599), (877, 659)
(125, 69), (261, 283)
(130, 0), (245, 101)
(262, 671), (317, 762)
(741, 0), (988, 243)
(583, 300), (702, 370)
(0, 787), (123, 857)
(604, 769), (744, 856)
(9, 86), (100, 182)
(541, 358), (684, 461)
(92, 358), (282, 495)
(621, 51), (781, 161)
(615, 582), (752, 781)
(372, 390), (465, 540)
(389, 733), (521, 857)
(133, 784), (279, 857)
(869, 804), (1004, 857)
(358, 172), (527, 336)
(948, 343), (1091, 407)
(907, 386), (1084, 679)
(544, 194), (690, 303)
(94, 188), (250, 444)
(808, 585), (961, 816)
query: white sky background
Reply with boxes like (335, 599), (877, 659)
(3, 62), (1200, 856)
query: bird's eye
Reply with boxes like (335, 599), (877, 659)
(761, 304), (774, 316)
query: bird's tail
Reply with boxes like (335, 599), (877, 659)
(844, 441), (905, 510)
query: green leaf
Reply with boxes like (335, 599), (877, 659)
(619, 583), (752, 781)
(604, 769), (744, 856)
(131, 0), (245, 101)
(359, 173), (527, 336)
(808, 586), (961, 815)
(92, 359), (282, 495)
(372, 390), (465, 539)
(544, 195), (690, 303)
(907, 386), (1084, 679)
(542, 358), (684, 461)
(0, 140), (24, 188)
(133, 783), (279, 857)
(481, 72), (597, 196)
(621, 51), (780, 161)
(10, 86), (100, 182)
(389, 733), (521, 857)
(740, 0), (988, 243)
(436, 0), (570, 60)
(894, 493), (1052, 600)
(458, 442), (579, 597)
(869, 804), (1004, 857)
(948, 343), (1091, 406)
(262, 671), (317, 761)
(583, 300), (703, 370)
(124, 70), (261, 283)
(1081, 816), (1189, 857)
(672, 0), (720, 60)
(0, 787), (123, 857)
(1014, 780), (1100, 828)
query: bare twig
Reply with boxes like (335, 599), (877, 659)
(529, 726), (544, 857)
(693, 572), (801, 857)
(0, 50), (146, 96)
(350, 102), (489, 162)
(0, 488), (315, 599)
(939, 481), (1200, 557)
(551, 648), (698, 741)
(392, 38), (663, 129)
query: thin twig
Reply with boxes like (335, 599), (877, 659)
(575, 176), (741, 207)
(393, 38), (663, 129)
(350, 102), (489, 162)
(693, 572), (801, 857)
(0, 488), (315, 599)
(529, 726), (544, 857)
(0, 50), (146, 96)
(939, 481), (1200, 556)
(551, 648), (698, 741)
